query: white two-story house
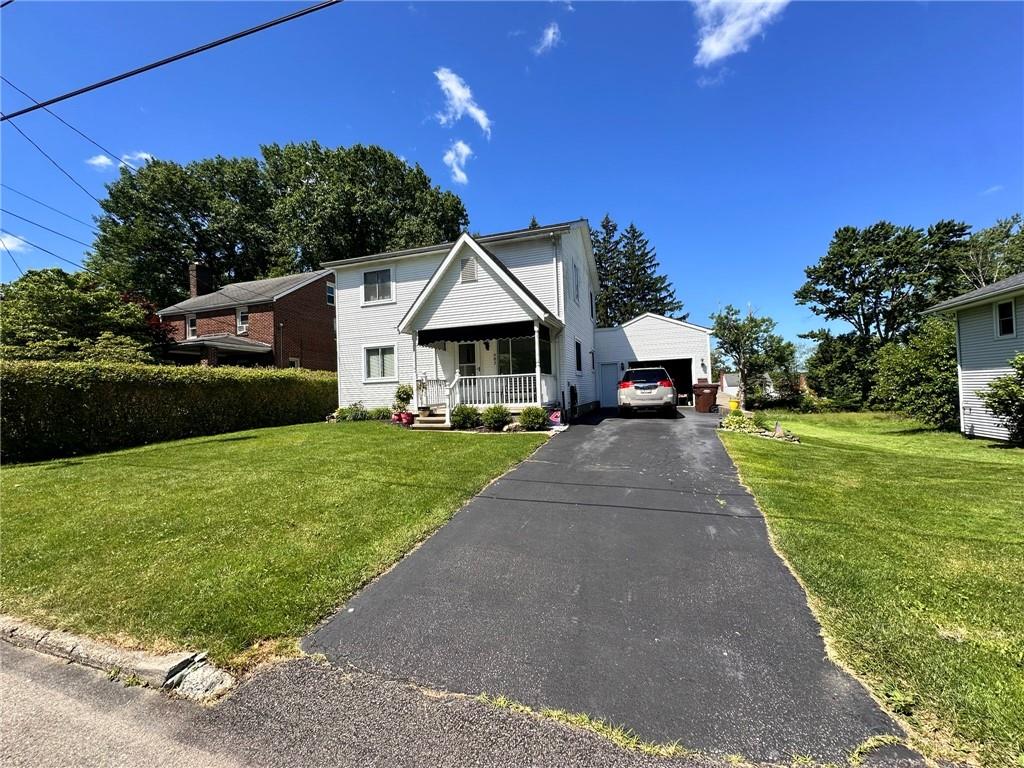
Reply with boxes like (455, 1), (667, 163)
(323, 219), (600, 424)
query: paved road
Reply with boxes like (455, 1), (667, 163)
(306, 410), (908, 763)
(1, 641), (726, 768)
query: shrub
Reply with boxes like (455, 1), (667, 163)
(367, 406), (393, 420)
(393, 383), (414, 413)
(874, 317), (959, 430)
(751, 410), (771, 431)
(335, 402), (370, 421)
(0, 361), (337, 463)
(517, 406), (549, 431)
(979, 353), (1024, 444)
(450, 404), (481, 430)
(480, 404), (512, 431)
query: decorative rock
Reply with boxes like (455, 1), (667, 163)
(173, 662), (235, 701)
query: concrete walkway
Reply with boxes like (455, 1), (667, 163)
(305, 410), (909, 763)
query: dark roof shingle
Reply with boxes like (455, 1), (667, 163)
(925, 271), (1024, 314)
(159, 270), (330, 315)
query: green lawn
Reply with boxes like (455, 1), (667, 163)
(720, 413), (1023, 767)
(1, 422), (545, 668)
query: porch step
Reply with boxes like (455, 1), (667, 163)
(410, 421), (451, 431)
(415, 414), (448, 424)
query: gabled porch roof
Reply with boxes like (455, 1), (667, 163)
(397, 233), (562, 335)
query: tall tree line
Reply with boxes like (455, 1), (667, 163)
(590, 214), (685, 326)
(87, 142), (469, 308)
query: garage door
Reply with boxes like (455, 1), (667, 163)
(600, 363), (620, 407)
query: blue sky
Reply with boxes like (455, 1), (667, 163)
(2, 1), (1021, 342)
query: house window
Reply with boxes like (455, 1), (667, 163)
(458, 343), (477, 377)
(460, 256), (478, 284)
(589, 290), (595, 319)
(572, 262), (581, 304)
(574, 338), (582, 372)
(590, 349), (595, 370)
(364, 345), (396, 381)
(995, 299), (1016, 338)
(332, 317), (337, 337)
(186, 315), (197, 339)
(497, 337), (552, 375)
(363, 268), (393, 304)
(236, 306), (249, 334)
(288, 358), (301, 368)
(326, 283), (335, 306)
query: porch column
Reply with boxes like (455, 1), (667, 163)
(412, 331), (419, 410)
(533, 321), (542, 406)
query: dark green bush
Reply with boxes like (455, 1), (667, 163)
(368, 406), (393, 420)
(1, 361), (337, 463)
(874, 317), (959, 430)
(480, 404), (512, 431)
(517, 405), (549, 431)
(450, 404), (481, 430)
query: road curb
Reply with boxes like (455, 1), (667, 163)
(0, 614), (234, 701)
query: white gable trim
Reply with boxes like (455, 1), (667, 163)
(599, 312), (712, 335)
(398, 233), (556, 333)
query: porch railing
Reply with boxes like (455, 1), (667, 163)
(418, 378), (448, 408)
(439, 373), (558, 424)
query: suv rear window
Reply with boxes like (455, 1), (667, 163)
(622, 368), (670, 384)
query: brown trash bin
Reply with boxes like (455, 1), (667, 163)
(694, 381), (720, 413)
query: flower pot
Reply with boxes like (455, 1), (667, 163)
(391, 413), (402, 424)
(399, 412), (414, 426)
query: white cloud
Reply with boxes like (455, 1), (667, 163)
(120, 151), (154, 167)
(86, 154), (114, 169)
(534, 22), (562, 55)
(981, 184), (1004, 196)
(434, 68), (491, 139)
(0, 233), (29, 252)
(442, 140), (473, 185)
(691, 0), (789, 67)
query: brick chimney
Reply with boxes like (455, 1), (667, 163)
(188, 263), (215, 298)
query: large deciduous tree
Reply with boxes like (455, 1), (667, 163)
(710, 305), (792, 408)
(87, 142), (469, 308)
(591, 214), (684, 326)
(794, 219), (969, 346)
(940, 214), (1024, 295)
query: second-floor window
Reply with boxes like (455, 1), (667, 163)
(363, 268), (393, 304)
(590, 290), (595, 319)
(996, 300), (1016, 338)
(575, 338), (583, 372)
(326, 283), (335, 306)
(573, 262), (581, 304)
(236, 306), (249, 334)
(186, 315), (197, 339)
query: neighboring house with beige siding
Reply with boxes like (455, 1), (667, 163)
(323, 220), (600, 425)
(925, 271), (1024, 441)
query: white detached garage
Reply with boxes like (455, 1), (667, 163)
(594, 313), (713, 407)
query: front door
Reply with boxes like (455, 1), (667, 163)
(600, 363), (620, 407)
(458, 343), (477, 377)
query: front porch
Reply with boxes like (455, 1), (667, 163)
(409, 321), (562, 428)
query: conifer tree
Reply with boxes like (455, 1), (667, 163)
(615, 223), (685, 322)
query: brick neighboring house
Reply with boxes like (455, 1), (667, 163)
(158, 265), (336, 370)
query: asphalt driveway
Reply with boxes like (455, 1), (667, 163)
(304, 410), (907, 763)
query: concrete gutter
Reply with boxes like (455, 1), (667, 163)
(0, 614), (234, 702)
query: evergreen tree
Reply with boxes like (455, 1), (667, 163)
(591, 214), (623, 326)
(616, 223), (685, 322)
(528, 216), (540, 229)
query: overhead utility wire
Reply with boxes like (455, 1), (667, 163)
(0, 184), (99, 233)
(0, 231), (93, 273)
(1, 77), (136, 170)
(0, 0), (342, 121)
(1, 209), (95, 248)
(3, 119), (102, 204)
(1, 239), (25, 276)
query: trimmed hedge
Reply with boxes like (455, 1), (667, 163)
(1, 361), (337, 463)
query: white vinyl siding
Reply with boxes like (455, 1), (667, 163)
(559, 228), (598, 406)
(594, 314), (713, 387)
(489, 238), (560, 316)
(413, 243), (536, 331)
(956, 297), (1024, 440)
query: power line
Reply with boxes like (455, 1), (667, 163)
(3, 119), (102, 204)
(1, 208), (95, 249)
(0, 0), (15, 9)
(0, 184), (99, 233)
(0, 0), (342, 121)
(1, 239), (25, 276)
(1, 77), (136, 171)
(0, 231), (94, 273)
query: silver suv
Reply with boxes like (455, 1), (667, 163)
(617, 368), (677, 417)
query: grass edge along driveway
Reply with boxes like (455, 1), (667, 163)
(720, 413), (1023, 768)
(1, 421), (547, 670)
